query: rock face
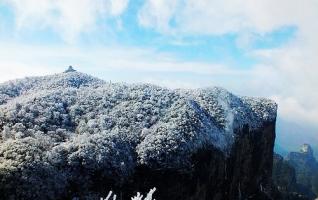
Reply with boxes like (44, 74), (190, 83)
(0, 72), (278, 200)
(273, 144), (318, 200)
(286, 144), (318, 199)
(299, 144), (314, 156)
(273, 153), (311, 200)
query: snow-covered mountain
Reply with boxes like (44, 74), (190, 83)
(0, 71), (103, 104)
(0, 71), (278, 199)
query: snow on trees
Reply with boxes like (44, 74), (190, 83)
(0, 71), (277, 199)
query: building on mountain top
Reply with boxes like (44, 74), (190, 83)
(64, 66), (76, 73)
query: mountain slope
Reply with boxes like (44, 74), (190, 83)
(0, 71), (277, 199)
(0, 71), (104, 105)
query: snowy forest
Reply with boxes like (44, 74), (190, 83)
(0, 71), (278, 199)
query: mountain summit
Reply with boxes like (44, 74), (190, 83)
(273, 144), (318, 200)
(300, 144), (314, 157)
(0, 71), (278, 199)
(64, 66), (76, 73)
(0, 70), (103, 105)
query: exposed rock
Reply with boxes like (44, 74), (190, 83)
(286, 144), (318, 199)
(273, 144), (318, 200)
(0, 71), (278, 199)
(300, 144), (314, 157)
(273, 153), (311, 200)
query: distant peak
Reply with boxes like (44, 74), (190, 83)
(300, 144), (314, 156)
(64, 66), (76, 73)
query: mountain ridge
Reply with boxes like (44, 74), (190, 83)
(0, 71), (278, 199)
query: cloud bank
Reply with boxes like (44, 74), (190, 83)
(3, 0), (129, 41)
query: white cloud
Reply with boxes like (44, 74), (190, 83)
(272, 96), (318, 127)
(109, 0), (129, 16)
(1, 0), (317, 136)
(138, 0), (318, 130)
(0, 61), (54, 82)
(138, 0), (180, 33)
(4, 0), (129, 42)
(0, 42), (242, 82)
(138, 0), (317, 35)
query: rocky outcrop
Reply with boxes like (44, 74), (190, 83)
(286, 144), (318, 199)
(273, 153), (311, 200)
(273, 144), (318, 200)
(0, 71), (278, 199)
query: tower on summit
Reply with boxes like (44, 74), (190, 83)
(64, 66), (76, 73)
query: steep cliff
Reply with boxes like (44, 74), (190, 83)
(0, 71), (277, 200)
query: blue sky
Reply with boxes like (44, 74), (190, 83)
(0, 0), (317, 152)
(0, 1), (297, 66)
